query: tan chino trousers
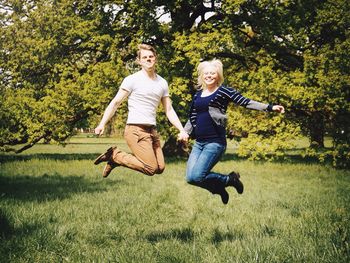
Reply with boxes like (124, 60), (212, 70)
(112, 124), (165, 175)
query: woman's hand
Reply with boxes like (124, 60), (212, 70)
(177, 130), (189, 142)
(272, 105), (285, 113)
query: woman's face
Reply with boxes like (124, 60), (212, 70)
(202, 65), (219, 88)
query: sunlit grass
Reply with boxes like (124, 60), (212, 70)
(0, 136), (349, 262)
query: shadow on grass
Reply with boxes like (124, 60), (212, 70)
(145, 227), (194, 243)
(0, 152), (331, 166)
(221, 153), (333, 166)
(0, 209), (12, 239)
(0, 173), (121, 203)
(0, 208), (42, 241)
(0, 173), (123, 260)
(145, 227), (245, 245)
(211, 228), (245, 245)
(0, 208), (59, 262)
(0, 153), (98, 163)
(165, 153), (331, 166)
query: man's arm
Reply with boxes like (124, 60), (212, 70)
(161, 96), (189, 141)
(95, 88), (130, 135)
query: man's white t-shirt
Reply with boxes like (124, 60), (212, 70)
(120, 70), (169, 126)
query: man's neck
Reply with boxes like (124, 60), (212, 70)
(142, 68), (156, 79)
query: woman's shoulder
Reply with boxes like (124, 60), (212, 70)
(218, 85), (238, 93)
(217, 85), (239, 97)
(193, 89), (202, 97)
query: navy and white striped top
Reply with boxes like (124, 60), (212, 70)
(184, 85), (272, 144)
(194, 89), (225, 144)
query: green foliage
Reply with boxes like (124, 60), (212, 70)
(0, 0), (126, 151)
(332, 144), (350, 169)
(1, 0), (349, 167)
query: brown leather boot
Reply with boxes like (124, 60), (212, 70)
(102, 161), (119, 178)
(94, 147), (116, 165)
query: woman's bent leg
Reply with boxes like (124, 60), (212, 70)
(186, 141), (228, 193)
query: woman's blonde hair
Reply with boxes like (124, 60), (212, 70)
(197, 59), (224, 89)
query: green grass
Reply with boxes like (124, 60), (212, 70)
(1, 136), (349, 262)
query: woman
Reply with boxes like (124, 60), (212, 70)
(184, 59), (284, 204)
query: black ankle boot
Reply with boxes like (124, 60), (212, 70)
(227, 171), (244, 194)
(218, 189), (229, 204)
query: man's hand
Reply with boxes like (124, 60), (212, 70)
(177, 130), (189, 142)
(272, 105), (285, 113)
(94, 126), (105, 136)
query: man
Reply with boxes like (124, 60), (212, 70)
(94, 44), (188, 177)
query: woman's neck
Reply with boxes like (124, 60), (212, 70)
(206, 84), (218, 92)
(201, 85), (219, 97)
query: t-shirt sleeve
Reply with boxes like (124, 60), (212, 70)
(120, 75), (134, 92)
(162, 79), (170, 97)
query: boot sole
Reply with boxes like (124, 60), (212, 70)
(102, 163), (119, 178)
(228, 172), (244, 194)
(93, 147), (114, 165)
(221, 190), (229, 204)
(94, 152), (107, 165)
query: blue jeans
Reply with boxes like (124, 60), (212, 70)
(186, 141), (228, 194)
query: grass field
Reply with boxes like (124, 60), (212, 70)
(1, 136), (349, 262)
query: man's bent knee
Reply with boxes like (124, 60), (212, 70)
(143, 165), (160, 176)
(143, 163), (165, 175)
(156, 165), (165, 174)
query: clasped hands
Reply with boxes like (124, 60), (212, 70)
(177, 130), (189, 143)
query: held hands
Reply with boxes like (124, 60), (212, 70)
(177, 130), (189, 142)
(272, 105), (285, 113)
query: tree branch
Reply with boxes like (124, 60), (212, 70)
(15, 131), (52, 154)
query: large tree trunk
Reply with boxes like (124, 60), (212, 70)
(309, 112), (325, 148)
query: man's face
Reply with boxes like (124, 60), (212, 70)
(139, 49), (156, 71)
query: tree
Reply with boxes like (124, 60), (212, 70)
(1, 0), (349, 168)
(0, 0), (127, 152)
(167, 0), (349, 165)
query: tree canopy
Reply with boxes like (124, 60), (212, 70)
(1, 0), (349, 168)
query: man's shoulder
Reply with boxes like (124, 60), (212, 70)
(156, 73), (167, 82)
(121, 71), (143, 86)
(156, 74), (168, 87)
(125, 70), (142, 79)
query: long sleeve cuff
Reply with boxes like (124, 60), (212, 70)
(246, 100), (271, 111)
(267, 104), (273, 112)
